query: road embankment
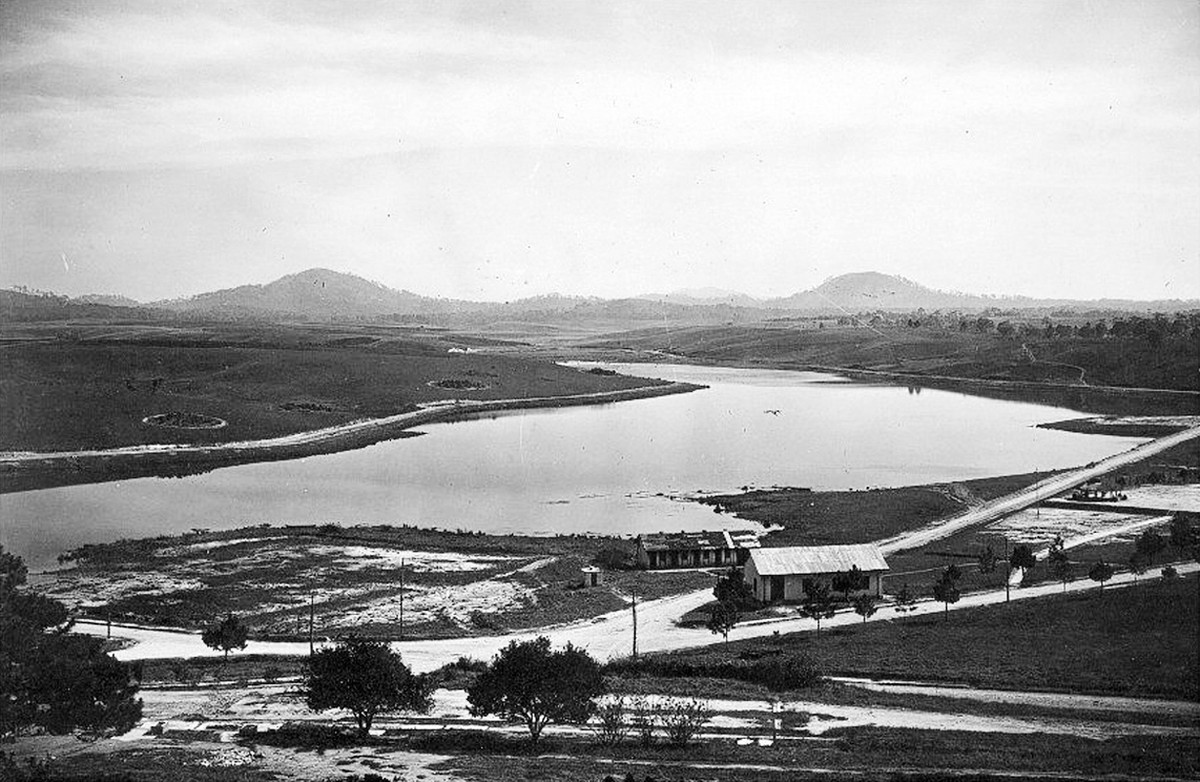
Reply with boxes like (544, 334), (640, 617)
(0, 381), (702, 493)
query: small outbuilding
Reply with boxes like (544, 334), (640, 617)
(744, 544), (888, 603)
(635, 530), (761, 570)
(580, 566), (603, 588)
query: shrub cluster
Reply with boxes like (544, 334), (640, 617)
(605, 650), (821, 691)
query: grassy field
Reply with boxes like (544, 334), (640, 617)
(641, 576), (1199, 699)
(0, 322), (665, 452)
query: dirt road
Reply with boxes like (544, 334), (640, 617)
(876, 424), (1200, 554)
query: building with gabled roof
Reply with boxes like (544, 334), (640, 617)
(744, 543), (888, 602)
(635, 529), (760, 570)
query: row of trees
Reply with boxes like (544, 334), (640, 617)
(303, 634), (703, 748)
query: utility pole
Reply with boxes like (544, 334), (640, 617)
(631, 588), (638, 660)
(308, 589), (315, 655)
(1004, 537), (1011, 604)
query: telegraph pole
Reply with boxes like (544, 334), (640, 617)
(308, 589), (315, 655)
(1004, 538), (1011, 604)
(631, 589), (638, 660)
(398, 559), (405, 642)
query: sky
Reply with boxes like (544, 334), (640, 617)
(1, 0), (1197, 303)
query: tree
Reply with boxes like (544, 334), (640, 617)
(590, 695), (630, 746)
(892, 583), (918, 614)
(932, 567), (961, 621)
(976, 544), (998, 575)
(712, 567), (756, 609)
(852, 593), (878, 623)
(468, 636), (604, 745)
(0, 546), (142, 738)
(1161, 565), (1179, 581)
(1010, 544), (1037, 583)
(832, 566), (869, 600)
(798, 580), (837, 635)
(1048, 538), (1072, 593)
(1087, 560), (1114, 590)
(1128, 550), (1149, 581)
(201, 613), (249, 660)
(705, 601), (740, 646)
(305, 636), (431, 737)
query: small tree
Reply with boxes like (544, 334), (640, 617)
(713, 567), (756, 609)
(201, 614), (249, 661)
(468, 636), (604, 745)
(932, 567), (961, 621)
(305, 636), (431, 737)
(892, 583), (918, 614)
(1136, 530), (1166, 563)
(705, 601), (740, 646)
(591, 695), (630, 746)
(851, 593), (878, 624)
(1010, 544), (1037, 583)
(627, 695), (657, 747)
(657, 697), (712, 747)
(1087, 560), (1114, 590)
(832, 566), (869, 601)
(799, 580), (837, 635)
(1128, 550), (1149, 582)
(976, 544), (997, 575)
(1161, 565), (1179, 581)
(1168, 514), (1199, 556)
(1048, 542), (1072, 593)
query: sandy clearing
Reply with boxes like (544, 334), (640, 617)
(1111, 484), (1200, 512)
(990, 506), (1167, 545)
(129, 685), (1194, 742)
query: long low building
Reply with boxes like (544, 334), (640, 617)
(744, 544), (888, 602)
(635, 530), (761, 570)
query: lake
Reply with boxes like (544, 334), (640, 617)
(0, 363), (1145, 570)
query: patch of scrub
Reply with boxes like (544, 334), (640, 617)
(337, 579), (532, 627)
(142, 412), (227, 429)
(39, 573), (208, 607)
(160, 536), (287, 555)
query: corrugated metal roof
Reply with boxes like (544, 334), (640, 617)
(748, 544), (888, 576)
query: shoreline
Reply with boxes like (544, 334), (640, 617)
(0, 380), (702, 493)
(563, 350), (1200, 416)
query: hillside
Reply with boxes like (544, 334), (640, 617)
(152, 268), (469, 318)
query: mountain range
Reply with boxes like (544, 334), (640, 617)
(4, 269), (1195, 324)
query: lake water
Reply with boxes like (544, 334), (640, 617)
(1, 364), (1145, 571)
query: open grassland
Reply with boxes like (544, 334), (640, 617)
(17, 729), (1197, 782)
(433, 730), (1198, 782)
(650, 576), (1199, 699)
(39, 525), (710, 640)
(0, 322), (665, 453)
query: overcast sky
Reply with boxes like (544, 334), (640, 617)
(1, 0), (1197, 302)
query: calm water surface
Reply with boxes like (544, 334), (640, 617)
(1, 364), (1145, 570)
